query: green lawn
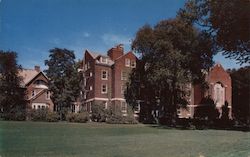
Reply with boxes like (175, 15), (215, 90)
(0, 121), (249, 157)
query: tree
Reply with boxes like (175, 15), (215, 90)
(0, 50), (26, 120)
(126, 19), (215, 124)
(44, 48), (81, 120)
(229, 66), (250, 124)
(178, 0), (250, 64)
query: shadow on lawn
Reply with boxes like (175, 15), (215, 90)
(145, 119), (250, 132)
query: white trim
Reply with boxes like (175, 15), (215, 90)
(85, 97), (126, 102)
(85, 97), (109, 102)
(111, 98), (126, 101)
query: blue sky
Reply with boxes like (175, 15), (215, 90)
(0, 0), (246, 70)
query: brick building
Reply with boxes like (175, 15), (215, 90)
(82, 44), (137, 114)
(19, 66), (54, 111)
(178, 63), (232, 119)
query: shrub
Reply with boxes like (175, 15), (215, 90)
(106, 109), (138, 124)
(91, 103), (107, 122)
(30, 109), (59, 122)
(30, 108), (47, 121)
(2, 107), (26, 121)
(46, 111), (59, 122)
(66, 112), (89, 123)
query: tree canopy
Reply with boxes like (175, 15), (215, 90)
(44, 48), (81, 119)
(229, 66), (250, 124)
(126, 18), (215, 123)
(178, 0), (250, 64)
(0, 50), (26, 120)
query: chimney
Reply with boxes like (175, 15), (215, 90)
(34, 66), (40, 72)
(107, 44), (124, 60)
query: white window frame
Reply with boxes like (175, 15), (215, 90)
(89, 72), (92, 77)
(121, 101), (127, 113)
(101, 70), (108, 80)
(89, 86), (93, 91)
(121, 84), (126, 94)
(101, 84), (108, 94)
(121, 71), (127, 81)
(125, 58), (130, 67)
(46, 91), (50, 100)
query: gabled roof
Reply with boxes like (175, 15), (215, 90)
(19, 69), (39, 86)
(85, 50), (114, 66)
(114, 51), (137, 61)
(86, 50), (100, 59)
(18, 69), (48, 87)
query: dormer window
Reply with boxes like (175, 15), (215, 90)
(125, 58), (130, 67)
(101, 57), (108, 63)
(34, 80), (46, 85)
(131, 60), (136, 68)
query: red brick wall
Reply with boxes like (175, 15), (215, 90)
(25, 73), (54, 111)
(94, 64), (112, 98)
(193, 84), (204, 105)
(85, 51), (95, 100)
(107, 46), (124, 60)
(112, 52), (137, 98)
(207, 64), (232, 106)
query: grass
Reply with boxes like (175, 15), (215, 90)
(0, 121), (249, 157)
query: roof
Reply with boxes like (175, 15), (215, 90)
(19, 69), (39, 86)
(86, 50), (100, 59)
(85, 50), (114, 66)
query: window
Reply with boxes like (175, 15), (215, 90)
(34, 80), (46, 85)
(33, 105), (36, 109)
(46, 91), (50, 100)
(121, 71), (127, 80)
(101, 70), (108, 80)
(125, 58), (130, 67)
(101, 57), (108, 63)
(89, 72), (92, 77)
(31, 90), (36, 97)
(121, 102), (127, 113)
(89, 86), (93, 91)
(131, 61), (136, 68)
(38, 105), (41, 109)
(85, 62), (90, 70)
(121, 84), (126, 95)
(101, 84), (108, 94)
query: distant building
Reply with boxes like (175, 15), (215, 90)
(81, 44), (137, 114)
(178, 63), (232, 119)
(19, 66), (54, 111)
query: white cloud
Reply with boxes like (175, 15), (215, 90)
(83, 32), (90, 38)
(101, 33), (131, 47)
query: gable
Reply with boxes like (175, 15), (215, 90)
(26, 72), (49, 86)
